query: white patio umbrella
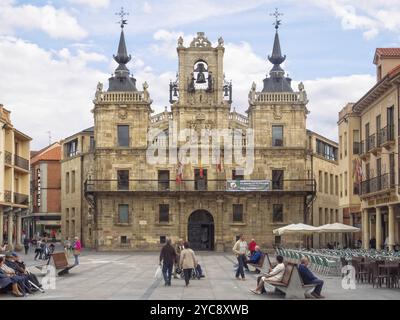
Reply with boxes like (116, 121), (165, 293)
(273, 223), (319, 236)
(316, 223), (360, 233)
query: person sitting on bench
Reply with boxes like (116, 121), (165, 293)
(298, 257), (325, 299)
(1, 255), (31, 295)
(6, 252), (42, 290)
(246, 246), (262, 265)
(0, 256), (25, 297)
(250, 255), (285, 295)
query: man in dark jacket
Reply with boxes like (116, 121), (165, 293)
(298, 257), (325, 298)
(159, 238), (177, 286)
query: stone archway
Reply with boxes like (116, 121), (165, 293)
(188, 210), (214, 251)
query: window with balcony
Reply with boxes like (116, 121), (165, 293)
(194, 169), (207, 191)
(233, 204), (244, 223)
(353, 130), (360, 154)
(117, 170), (129, 190)
(272, 125), (283, 147)
(316, 139), (337, 161)
(118, 204), (129, 224)
(159, 204), (169, 223)
(117, 125), (130, 147)
(273, 204), (283, 222)
(272, 170), (284, 190)
(232, 169), (244, 181)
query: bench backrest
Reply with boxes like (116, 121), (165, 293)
(281, 263), (294, 286)
(258, 253), (266, 266)
(52, 252), (69, 268)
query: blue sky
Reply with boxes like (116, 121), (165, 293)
(1, 0), (400, 149)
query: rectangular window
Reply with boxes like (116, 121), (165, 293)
(273, 204), (283, 222)
(233, 204), (244, 223)
(274, 236), (281, 245)
(160, 236), (166, 244)
(118, 204), (129, 224)
(318, 171), (323, 193)
(159, 204), (169, 223)
(335, 175), (339, 196)
(390, 153), (395, 186)
(71, 170), (76, 193)
(365, 123), (370, 150)
(118, 125), (130, 147)
(65, 139), (78, 158)
(158, 170), (170, 191)
(272, 170), (284, 190)
(66, 172), (70, 194)
(387, 106), (394, 140)
(117, 170), (129, 190)
(272, 125), (283, 147)
(121, 236), (128, 244)
(353, 130), (360, 154)
(324, 172), (328, 194)
(344, 132), (347, 157)
(89, 136), (95, 152)
(194, 169), (207, 191)
(71, 208), (75, 218)
(232, 169), (244, 181)
(344, 171), (348, 196)
(316, 139), (338, 161)
(339, 174), (343, 198)
(330, 174), (334, 195)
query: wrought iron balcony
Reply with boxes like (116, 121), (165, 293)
(367, 133), (376, 152)
(84, 179), (316, 194)
(353, 142), (361, 155)
(361, 173), (395, 195)
(378, 125), (395, 146)
(14, 192), (29, 205)
(14, 154), (29, 170)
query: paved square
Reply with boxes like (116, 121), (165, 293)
(2, 250), (399, 300)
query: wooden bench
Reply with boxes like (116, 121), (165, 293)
(248, 253), (266, 273)
(52, 252), (76, 276)
(263, 263), (317, 299)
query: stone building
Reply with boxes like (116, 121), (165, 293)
(73, 17), (321, 252)
(340, 48), (400, 250)
(60, 128), (94, 246)
(0, 104), (31, 249)
(338, 103), (362, 247)
(24, 142), (62, 240)
(307, 130), (340, 248)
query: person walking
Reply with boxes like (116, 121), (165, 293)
(64, 237), (71, 257)
(23, 237), (30, 255)
(173, 238), (184, 279)
(159, 238), (177, 286)
(179, 242), (197, 287)
(233, 234), (248, 280)
(72, 237), (81, 265)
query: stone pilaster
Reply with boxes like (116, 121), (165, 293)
(388, 205), (395, 251)
(375, 207), (382, 250)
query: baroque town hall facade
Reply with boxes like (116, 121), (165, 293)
(74, 18), (316, 251)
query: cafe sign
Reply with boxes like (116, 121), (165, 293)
(226, 180), (270, 192)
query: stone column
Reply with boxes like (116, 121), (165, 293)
(362, 209), (369, 250)
(376, 207), (382, 250)
(178, 198), (185, 239)
(8, 211), (13, 248)
(388, 205), (395, 251)
(0, 208), (3, 245)
(16, 211), (22, 246)
(215, 197), (224, 252)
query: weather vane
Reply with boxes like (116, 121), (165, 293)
(116, 7), (129, 29)
(270, 8), (283, 30)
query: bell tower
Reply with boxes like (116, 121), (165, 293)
(169, 32), (232, 133)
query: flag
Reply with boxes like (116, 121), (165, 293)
(176, 161), (183, 184)
(199, 158), (204, 178)
(216, 153), (223, 173)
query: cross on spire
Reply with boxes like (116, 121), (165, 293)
(270, 8), (283, 30)
(116, 7), (129, 29)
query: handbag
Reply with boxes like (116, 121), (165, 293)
(154, 265), (162, 279)
(73, 249), (81, 256)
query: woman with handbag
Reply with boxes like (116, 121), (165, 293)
(179, 242), (197, 287)
(72, 237), (81, 265)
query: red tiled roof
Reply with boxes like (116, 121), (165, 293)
(31, 143), (61, 164)
(374, 48), (400, 64)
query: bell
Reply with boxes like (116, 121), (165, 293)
(224, 86), (229, 97)
(173, 87), (178, 97)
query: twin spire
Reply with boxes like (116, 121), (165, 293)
(108, 7), (137, 92)
(262, 8), (293, 93)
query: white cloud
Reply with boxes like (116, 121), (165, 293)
(303, 74), (376, 141)
(142, 1), (152, 14)
(68, 0), (111, 8)
(0, 36), (108, 149)
(0, 1), (87, 40)
(307, 0), (400, 40)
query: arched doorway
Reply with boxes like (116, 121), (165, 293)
(188, 210), (214, 251)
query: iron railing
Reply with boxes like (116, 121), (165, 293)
(361, 173), (395, 195)
(85, 179), (316, 193)
(377, 125), (395, 146)
(14, 192), (29, 205)
(14, 154), (29, 170)
(367, 133), (376, 152)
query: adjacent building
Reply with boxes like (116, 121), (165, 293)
(339, 48), (400, 250)
(25, 142), (62, 240)
(0, 104), (31, 249)
(60, 127), (94, 246)
(307, 130), (340, 248)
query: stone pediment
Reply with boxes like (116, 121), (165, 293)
(190, 32), (212, 48)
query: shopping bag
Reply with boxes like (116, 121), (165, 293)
(154, 265), (162, 279)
